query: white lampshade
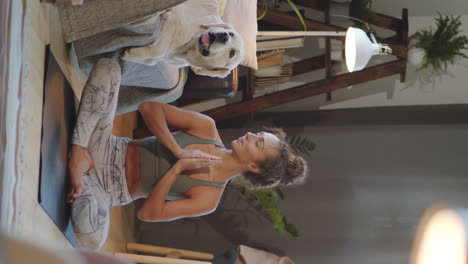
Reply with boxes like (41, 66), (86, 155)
(410, 204), (468, 264)
(345, 27), (381, 72)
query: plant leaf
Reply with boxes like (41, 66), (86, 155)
(258, 0), (307, 33)
(286, 135), (316, 156)
(274, 187), (285, 200)
(283, 217), (300, 237)
(257, 0), (269, 21)
(285, 0), (307, 32)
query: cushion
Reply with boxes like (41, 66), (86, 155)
(218, 0), (227, 15)
(222, 0), (258, 69)
(57, 0), (187, 42)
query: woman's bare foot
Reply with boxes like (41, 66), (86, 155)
(67, 144), (94, 203)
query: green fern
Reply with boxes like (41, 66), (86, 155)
(286, 135), (316, 157)
(232, 185), (300, 237)
(252, 188), (299, 237)
(412, 13), (468, 74)
(283, 217), (299, 237)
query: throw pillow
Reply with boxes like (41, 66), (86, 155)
(218, 0), (227, 15)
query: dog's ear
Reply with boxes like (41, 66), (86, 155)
(196, 68), (231, 78)
(200, 23), (234, 30)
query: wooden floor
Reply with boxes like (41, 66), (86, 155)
(9, 0), (137, 254)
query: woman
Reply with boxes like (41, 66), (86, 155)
(68, 58), (307, 249)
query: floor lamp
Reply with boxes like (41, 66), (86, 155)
(257, 27), (393, 73)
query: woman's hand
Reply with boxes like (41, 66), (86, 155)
(67, 145), (94, 203)
(175, 150), (221, 171)
(176, 148), (219, 160)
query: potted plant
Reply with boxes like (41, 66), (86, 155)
(257, 0), (307, 30)
(408, 13), (468, 74)
(349, 0), (375, 24)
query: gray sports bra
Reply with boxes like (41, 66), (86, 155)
(140, 131), (225, 200)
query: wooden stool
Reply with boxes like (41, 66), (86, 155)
(115, 242), (214, 264)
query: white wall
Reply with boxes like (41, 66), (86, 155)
(371, 0), (468, 17)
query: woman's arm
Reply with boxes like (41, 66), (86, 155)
(137, 156), (222, 222)
(138, 102), (220, 158)
(138, 189), (221, 222)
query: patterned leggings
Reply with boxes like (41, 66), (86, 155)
(71, 59), (133, 250)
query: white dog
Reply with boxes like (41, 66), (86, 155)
(122, 0), (244, 78)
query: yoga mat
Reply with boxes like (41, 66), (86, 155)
(38, 46), (79, 247)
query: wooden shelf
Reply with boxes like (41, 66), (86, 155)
(203, 60), (407, 121)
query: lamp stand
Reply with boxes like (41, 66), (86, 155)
(258, 31), (347, 37)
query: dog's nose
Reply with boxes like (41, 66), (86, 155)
(214, 32), (229, 43)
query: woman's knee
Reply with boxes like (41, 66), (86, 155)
(72, 205), (110, 250)
(71, 190), (110, 250)
(92, 58), (121, 91)
(75, 230), (108, 250)
(96, 58), (120, 74)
